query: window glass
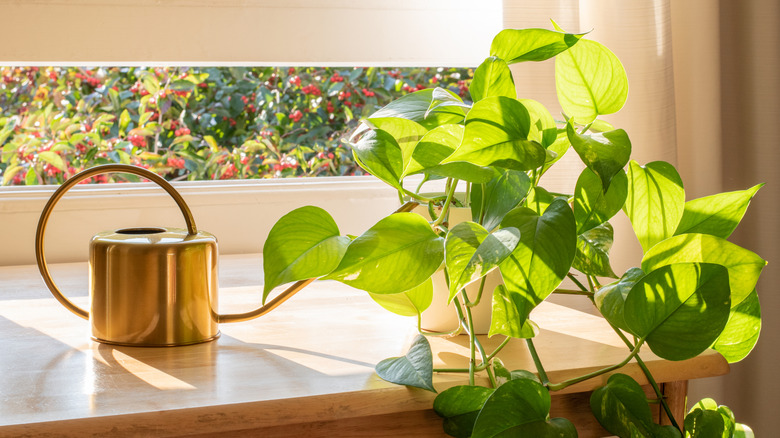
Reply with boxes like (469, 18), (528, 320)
(0, 66), (473, 185)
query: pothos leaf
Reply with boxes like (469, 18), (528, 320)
(572, 222), (618, 278)
(472, 377), (577, 438)
(434, 385), (495, 438)
(262, 206), (350, 302)
(368, 278), (433, 317)
(375, 334), (436, 392)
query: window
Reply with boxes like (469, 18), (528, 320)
(0, 0), (503, 266)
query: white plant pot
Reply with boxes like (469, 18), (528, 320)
(414, 204), (498, 335)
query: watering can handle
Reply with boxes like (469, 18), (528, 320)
(34, 164), (198, 320)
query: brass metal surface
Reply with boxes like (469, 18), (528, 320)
(89, 227), (219, 346)
(35, 164), (311, 347)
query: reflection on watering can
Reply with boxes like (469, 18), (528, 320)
(35, 164), (312, 347)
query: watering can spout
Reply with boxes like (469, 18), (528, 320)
(217, 278), (314, 323)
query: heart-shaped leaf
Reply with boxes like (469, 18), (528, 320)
(555, 38), (628, 124)
(472, 377), (577, 438)
(445, 222), (521, 301)
(625, 263), (731, 361)
(434, 385), (495, 438)
(490, 284), (541, 339)
(368, 88), (465, 129)
(368, 117), (428, 174)
(524, 186), (557, 216)
(470, 169), (532, 231)
(369, 278), (433, 317)
(712, 288), (761, 363)
(684, 398), (736, 438)
(375, 334), (436, 392)
(641, 233), (766, 309)
(351, 128), (403, 189)
(591, 373), (682, 438)
(594, 267), (645, 332)
(404, 124), (494, 183)
(496, 199), (577, 332)
(573, 167), (628, 234)
(519, 98), (558, 148)
(425, 87), (471, 118)
(442, 97), (546, 171)
(470, 56), (516, 102)
(490, 28), (585, 64)
(263, 206), (350, 302)
(324, 213), (444, 294)
(625, 160), (686, 253)
(540, 129), (571, 175)
(675, 184), (763, 239)
(572, 222), (618, 278)
(567, 123), (631, 192)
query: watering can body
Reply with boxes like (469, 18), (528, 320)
(36, 164), (309, 347)
(89, 227), (219, 346)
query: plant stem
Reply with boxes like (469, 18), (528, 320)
(486, 337), (511, 362)
(465, 276), (487, 307)
(432, 178), (457, 229)
(567, 273), (590, 292)
(553, 288), (594, 296)
(417, 314), (462, 337)
(464, 303), (477, 386)
(526, 338), (550, 386)
(605, 319), (681, 431)
(401, 188), (442, 204)
(547, 340), (644, 391)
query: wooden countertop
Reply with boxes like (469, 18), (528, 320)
(0, 255), (729, 437)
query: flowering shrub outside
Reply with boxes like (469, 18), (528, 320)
(0, 66), (472, 185)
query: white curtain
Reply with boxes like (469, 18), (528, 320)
(503, 0), (780, 433)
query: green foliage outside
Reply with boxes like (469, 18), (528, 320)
(0, 66), (472, 185)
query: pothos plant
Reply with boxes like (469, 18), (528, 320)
(260, 23), (765, 437)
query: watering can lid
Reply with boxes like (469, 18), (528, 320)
(91, 227), (216, 245)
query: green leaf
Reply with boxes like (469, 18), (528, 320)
(572, 222), (618, 278)
(625, 263), (731, 361)
(445, 222), (521, 301)
(490, 28), (585, 64)
(375, 335), (436, 392)
(368, 117), (428, 174)
(2, 165), (24, 185)
(434, 385), (495, 438)
(369, 278), (433, 317)
(675, 184), (763, 239)
(594, 268), (645, 333)
(541, 129), (570, 174)
(712, 288), (761, 363)
(38, 151), (66, 171)
(324, 213), (444, 294)
(573, 167), (628, 234)
(492, 358), (512, 386)
(625, 161), (686, 253)
(591, 374), (682, 438)
(734, 423), (755, 438)
(470, 57), (516, 102)
(119, 109), (131, 135)
(641, 233), (766, 308)
(524, 186), (556, 216)
(519, 99), (557, 148)
(404, 124), (494, 183)
(472, 377), (577, 438)
(25, 167), (37, 185)
(351, 128), (403, 189)
(555, 38), (628, 124)
(567, 123), (631, 192)
(495, 199), (577, 334)
(490, 284), (540, 339)
(169, 79), (195, 92)
(368, 88), (465, 129)
(442, 97), (546, 171)
(425, 87), (471, 118)
(470, 169), (532, 231)
(262, 206), (350, 301)
(684, 398), (735, 438)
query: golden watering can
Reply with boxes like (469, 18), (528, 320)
(35, 164), (310, 347)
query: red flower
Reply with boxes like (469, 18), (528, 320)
(362, 88), (375, 97)
(289, 110), (303, 123)
(289, 75), (301, 87)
